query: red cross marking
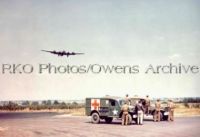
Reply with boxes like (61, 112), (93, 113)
(91, 99), (100, 110)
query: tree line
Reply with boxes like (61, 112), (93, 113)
(0, 97), (200, 111)
(0, 100), (84, 111)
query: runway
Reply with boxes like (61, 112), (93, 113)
(0, 112), (199, 137)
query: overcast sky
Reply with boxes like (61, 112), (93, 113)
(0, 0), (200, 100)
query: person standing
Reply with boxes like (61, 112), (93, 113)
(145, 95), (151, 115)
(125, 94), (131, 105)
(167, 99), (175, 121)
(154, 99), (161, 122)
(121, 102), (129, 126)
(135, 100), (145, 125)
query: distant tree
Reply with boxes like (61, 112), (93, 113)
(53, 100), (59, 105)
(41, 100), (52, 109)
(22, 101), (30, 106)
(197, 97), (200, 103)
(66, 103), (71, 109)
(61, 102), (66, 105)
(59, 102), (67, 109)
(7, 101), (18, 110)
(31, 101), (39, 106)
(42, 100), (47, 105)
(46, 100), (52, 106)
(72, 101), (78, 106)
(71, 101), (78, 109)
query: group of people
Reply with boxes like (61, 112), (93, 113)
(121, 94), (175, 126)
(154, 99), (175, 122)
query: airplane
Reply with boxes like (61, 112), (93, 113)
(41, 50), (84, 57)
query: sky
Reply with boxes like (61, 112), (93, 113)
(0, 0), (200, 100)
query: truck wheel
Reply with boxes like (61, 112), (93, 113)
(152, 111), (163, 121)
(160, 112), (163, 121)
(163, 115), (168, 121)
(105, 117), (113, 123)
(91, 112), (100, 124)
(133, 118), (137, 124)
(128, 114), (132, 125)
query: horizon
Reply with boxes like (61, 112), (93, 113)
(1, 96), (200, 102)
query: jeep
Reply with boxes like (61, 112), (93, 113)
(129, 97), (169, 121)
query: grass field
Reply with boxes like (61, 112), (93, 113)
(1, 103), (200, 117)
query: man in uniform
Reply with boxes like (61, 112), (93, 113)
(167, 99), (175, 121)
(145, 95), (150, 115)
(125, 94), (131, 105)
(121, 102), (129, 126)
(154, 99), (161, 122)
(135, 100), (145, 125)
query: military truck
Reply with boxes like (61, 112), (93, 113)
(85, 96), (133, 124)
(129, 97), (169, 121)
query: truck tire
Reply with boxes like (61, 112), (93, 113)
(133, 118), (137, 124)
(105, 117), (113, 123)
(153, 111), (163, 121)
(91, 112), (100, 124)
(163, 114), (168, 121)
(160, 112), (163, 121)
(128, 114), (132, 125)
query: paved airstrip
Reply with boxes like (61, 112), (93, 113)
(0, 112), (199, 137)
